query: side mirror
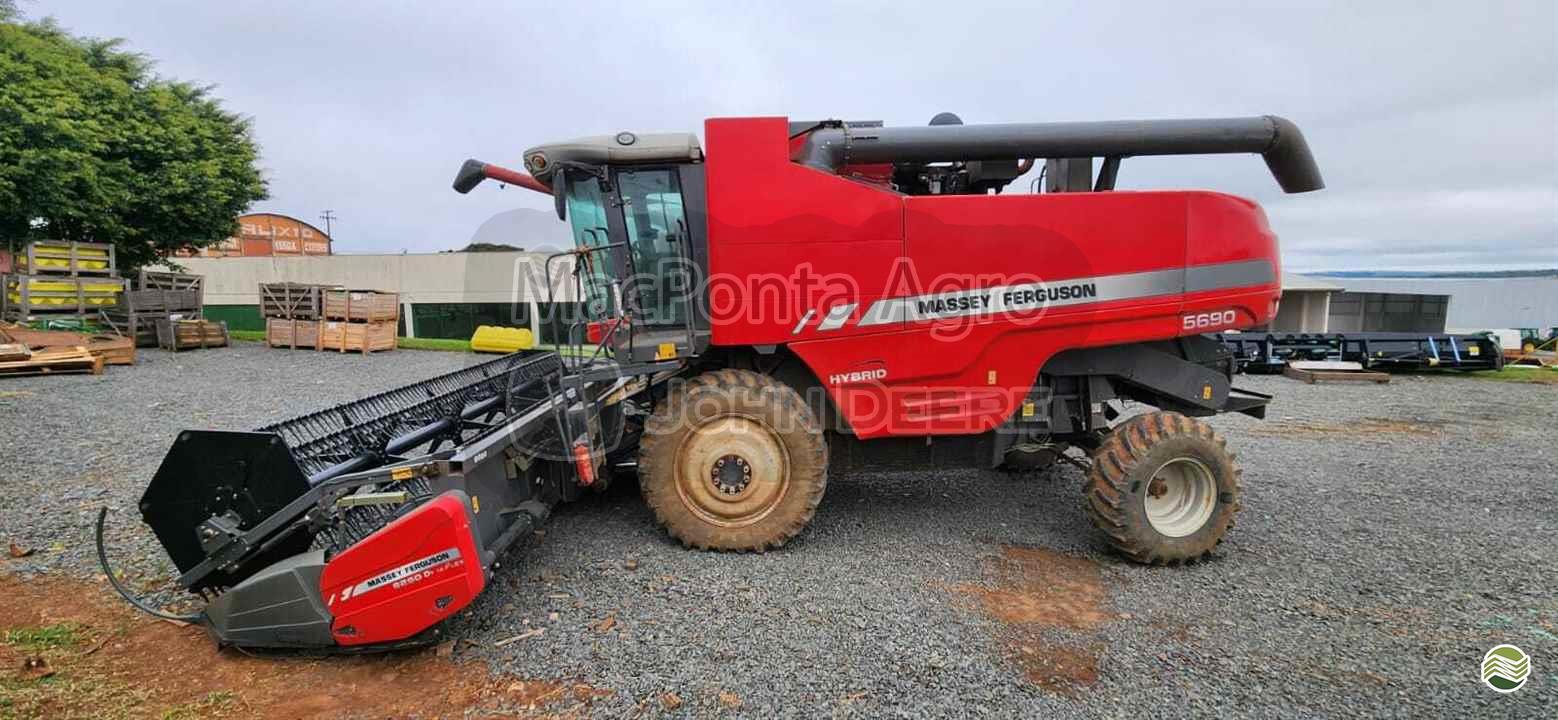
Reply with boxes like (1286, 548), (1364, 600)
(553, 173), (568, 221)
(452, 159), (488, 194)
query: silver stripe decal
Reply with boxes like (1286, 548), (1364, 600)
(817, 302), (857, 331)
(791, 309), (816, 335)
(856, 259), (1273, 327)
(1186, 259), (1275, 292)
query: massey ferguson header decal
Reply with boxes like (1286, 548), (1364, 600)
(333, 547), (463, 604)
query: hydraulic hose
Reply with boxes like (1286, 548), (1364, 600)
(94, 507), (203, 624)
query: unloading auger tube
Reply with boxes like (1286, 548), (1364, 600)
(796, 115), (1324, 193)
(94, 350), (668, 650)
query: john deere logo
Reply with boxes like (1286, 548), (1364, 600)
(1481, 644), (1530, 693)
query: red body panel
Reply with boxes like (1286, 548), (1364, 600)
(319, 493), (484, 646)
(704, 117), (904, 344)
(702, 117), (1282, 438)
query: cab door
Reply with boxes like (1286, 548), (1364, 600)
(610, 166), (704, 362)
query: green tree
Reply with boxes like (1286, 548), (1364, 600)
(0, 16), (267, 269)
(458, 242), (525, 252)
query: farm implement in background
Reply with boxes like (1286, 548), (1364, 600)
(1217, 331), (1505, 374)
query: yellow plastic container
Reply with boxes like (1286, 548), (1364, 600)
(469, 325), (536, 354)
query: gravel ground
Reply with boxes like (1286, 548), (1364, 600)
(1, 343), (1553, 718)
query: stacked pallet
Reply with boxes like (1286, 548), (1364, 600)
(319, 290), (399, 354)
(0, 326), (108, 378)
(0, 322), (135, 366)
(100, 270), (205, 347)
(262, 284), (398, 354)
(0, 342), (26, 362)
(1, 241), (126, 324)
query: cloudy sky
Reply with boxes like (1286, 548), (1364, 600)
(28, 1), (1558, 270)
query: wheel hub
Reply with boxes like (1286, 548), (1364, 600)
(1142, 457), (1217, 538)
(673, 415), (790, 528)
(710, 454), (752, 495)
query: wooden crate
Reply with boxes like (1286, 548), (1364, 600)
(318, 320), (397, 354)
(118, 288), (200, 313)
(260, 282), (338, 320)
(100, 288), (202, 346)
(323, 290), (399, 323)
(265, 318), (320, 350)
(14, 241), (117, 276)
(2, 273), (126, 321)
(155, 319), (229, 351)
(137, 270), (204, 303)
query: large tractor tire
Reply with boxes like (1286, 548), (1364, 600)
(1083, 411), (1242, 565)
(638, 369), (828, 551)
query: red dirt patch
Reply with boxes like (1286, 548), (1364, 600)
(0, 572), (607, 719)
(1009, 642), (1101, 696)
(1247, 417), (1443, 438)
(951, 545), (1112, 631)
(947, 545), (1113, 697)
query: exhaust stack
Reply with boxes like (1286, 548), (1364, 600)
(797, 115), (1323, 193)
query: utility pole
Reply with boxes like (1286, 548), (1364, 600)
(319, 210), (337, 239)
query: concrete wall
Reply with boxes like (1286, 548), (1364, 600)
(158, 251), (577, 305)
(1269, 290), (1332, 333)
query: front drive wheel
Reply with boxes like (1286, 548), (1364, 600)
(1084, 411), (1242, 565)
(638, 369), (828, 551)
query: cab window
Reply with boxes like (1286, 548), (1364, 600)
(616, 169), (689, 326)
(563, 173), (615, 320)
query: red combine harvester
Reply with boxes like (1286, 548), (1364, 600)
(102, 114), (1321, 651)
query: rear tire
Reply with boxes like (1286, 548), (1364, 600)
(638, 369), (827, 551)
(1083, 411), (1241, 565)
